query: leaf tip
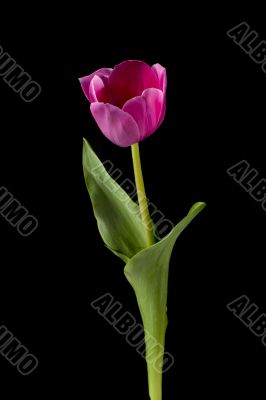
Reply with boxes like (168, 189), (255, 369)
(189, 201), (206, 214)
(83, 137), (89, 147)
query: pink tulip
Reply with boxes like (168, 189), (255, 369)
(79, 60), (167, 147)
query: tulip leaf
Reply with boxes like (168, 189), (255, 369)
(124, 202), (206, 400)
(83, 138), (147, 262)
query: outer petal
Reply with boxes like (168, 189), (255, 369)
(123, 88), (164, 141)
(152, 63), (167, 125)
(152, 63), (167, 93)
(88, 75), (109, 103)
(90, 102), (141, 147)
(79, 68), (112, 102)
(108, 60), (160, 108)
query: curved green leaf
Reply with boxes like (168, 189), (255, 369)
(83, 138), (147, 262)
(124, 202), (206, 400)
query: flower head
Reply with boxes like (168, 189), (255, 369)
(79, 60), (167, 147)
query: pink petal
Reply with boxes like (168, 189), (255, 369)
(123, 88), (164, 141)
(89, 75), (109, 103)
(79, 68), (112, 102)
(108, 60), (160, 108)
(152, 63), (167, 93)
(152, 64), (167, 125)
(90, 103), (141, 147)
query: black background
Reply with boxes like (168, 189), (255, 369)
(0, 4), (265, 399)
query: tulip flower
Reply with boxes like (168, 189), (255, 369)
(79, 60), (166, 147)
(79, 60), (205, 400)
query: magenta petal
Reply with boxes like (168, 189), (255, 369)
(89, 75), (109, 103)
(123, 88), (164, 141)
(123, 96), (146, 137)
(152, 63), (167, 93)
(152, 64), (167, 126)
(79, 68), (112, 102)
(90, 103), (141, 147)
(108, 60), (160, 108)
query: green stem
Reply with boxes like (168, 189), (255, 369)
(148, 366), (162, 400)
(131, 143), (155, 247)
